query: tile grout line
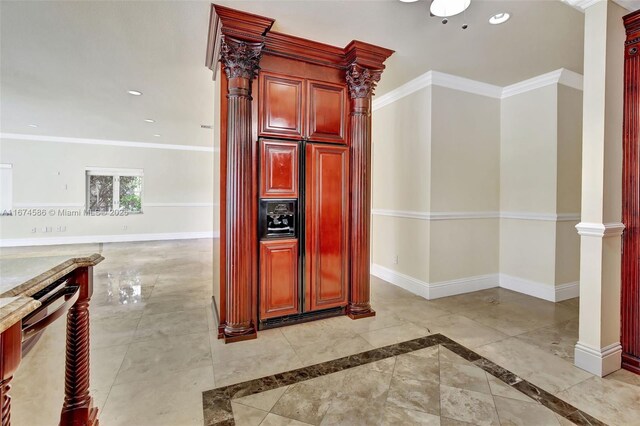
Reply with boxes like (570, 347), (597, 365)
(202, 334), (608, 426)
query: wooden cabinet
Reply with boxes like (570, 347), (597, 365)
(260, 139), (299, 198)
(258, 74), (346, 144)
(259, 72), (305, 139)
(260, 239), (299, 319)
(307, 80), (346, 144)
(305, 143), (349, 311)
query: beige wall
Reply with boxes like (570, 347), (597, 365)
(372, 73), (583, 299)
(430, 87), (500, 213)
(428, 86), (500, 282)
(371, 87), (431, 281)
(0, 138), (215, 243)
(499, 84), (583, 289)
(371, 85), (501, 286)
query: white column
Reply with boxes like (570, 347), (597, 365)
(574, 0), (627, 377)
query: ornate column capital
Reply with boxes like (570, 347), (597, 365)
(345, 63), (382, 99)
(220, 36), (264, 81)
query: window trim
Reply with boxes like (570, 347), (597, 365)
(85, 167), (144, 214)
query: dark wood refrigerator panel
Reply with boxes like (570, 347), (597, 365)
(259, 72), (305, 140)
(307, 80), (347, 144)
(260, 239), (300, 319)
(305, 143), (350, 311)
(260, 139), (299, 199)
(622, 10), (640, 375)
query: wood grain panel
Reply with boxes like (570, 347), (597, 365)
(622, 10), (640, 375)
(260, 239), (299, 319)
(305, 143), (349, 311)
(260, 140), (299, 198)
(307, 80), (346, 144)
(259, 72), (305, 139)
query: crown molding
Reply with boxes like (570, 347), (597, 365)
(0, 133), (217, 153)
(563, 0), (639, 12)
(502, 68), (583, 98)
(431, 71), (503, 99)
(372, 68), (584, 111)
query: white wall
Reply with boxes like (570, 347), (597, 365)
(371, 69), (583, 301)
(0, 137), (216, 246)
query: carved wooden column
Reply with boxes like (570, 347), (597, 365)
(622, 10), (640, 375)
(60, 266), (98, 426)
(346, 63), (382, 319)
(220, 36), (263, 342)
(0, 323), (21, 426)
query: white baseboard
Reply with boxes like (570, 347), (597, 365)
(370, 264), (431, 299)
(371, 263), (579, 303)
(370, 263), (498, 300)
(0, 231), (219, 247)
(499, 274), (579, 302)
(574, 341), (622, 377)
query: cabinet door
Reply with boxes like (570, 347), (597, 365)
(259, 72), (305, 139)
(305, 144), (349, 311)
(260, 239), (299, 319)
(260, 139), (299, 198)
(307, 80), (347, 144)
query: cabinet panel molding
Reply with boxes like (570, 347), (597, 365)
(260, 239), (300, 319)
(305, 143), (350, 311)
(260, 139), (299, 198)
(307, 80), (347, 144)
(259, 72), (305, 139)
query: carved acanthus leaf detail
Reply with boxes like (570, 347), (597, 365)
(345, 63), (382, 99)
(220, 36), (264, 80)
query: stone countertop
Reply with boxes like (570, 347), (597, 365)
(0, 253), (104, 334)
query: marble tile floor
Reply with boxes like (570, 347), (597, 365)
(2, 239), (639, 425)
(206, 337), (594, 426)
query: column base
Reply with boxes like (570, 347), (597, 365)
(622, 353), (640, 375)
(222, 323), (257, 344)
(574, 341), (622, 377)
(346, 306), (376, 320)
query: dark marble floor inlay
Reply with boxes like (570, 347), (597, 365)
(202, 333), (607, 426)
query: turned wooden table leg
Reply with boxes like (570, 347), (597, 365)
(0, 323), (21, 426)
(60, 266), (98, 426)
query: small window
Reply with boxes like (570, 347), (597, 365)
(0, 164), (12, 215)
(86, 168), (143, 213)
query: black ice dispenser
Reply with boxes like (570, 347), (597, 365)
(259, 200), (297, 239)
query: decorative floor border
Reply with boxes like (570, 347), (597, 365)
(202, 334), (606, 426)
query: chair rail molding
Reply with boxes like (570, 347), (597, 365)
(575, 222), (626, 237)
(0, 133), (218, 153)
(371, 209), (581, 222)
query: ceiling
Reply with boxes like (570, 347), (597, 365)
(0, 1), (595, 147)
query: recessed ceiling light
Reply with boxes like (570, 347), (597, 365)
(28, 124), (38, 128)
(430, 0), (470, 17)
(128, 90), (143, 96)
(399, 0), (419, 2)
(153, 134), (161, 137)
(489, 12), (510, 25)
(144, 119), (155, 123)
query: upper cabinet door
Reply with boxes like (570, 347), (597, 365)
(259, 72), (305, 140)
(307, 80), (347, 144)
(260, 139), (299, 199)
